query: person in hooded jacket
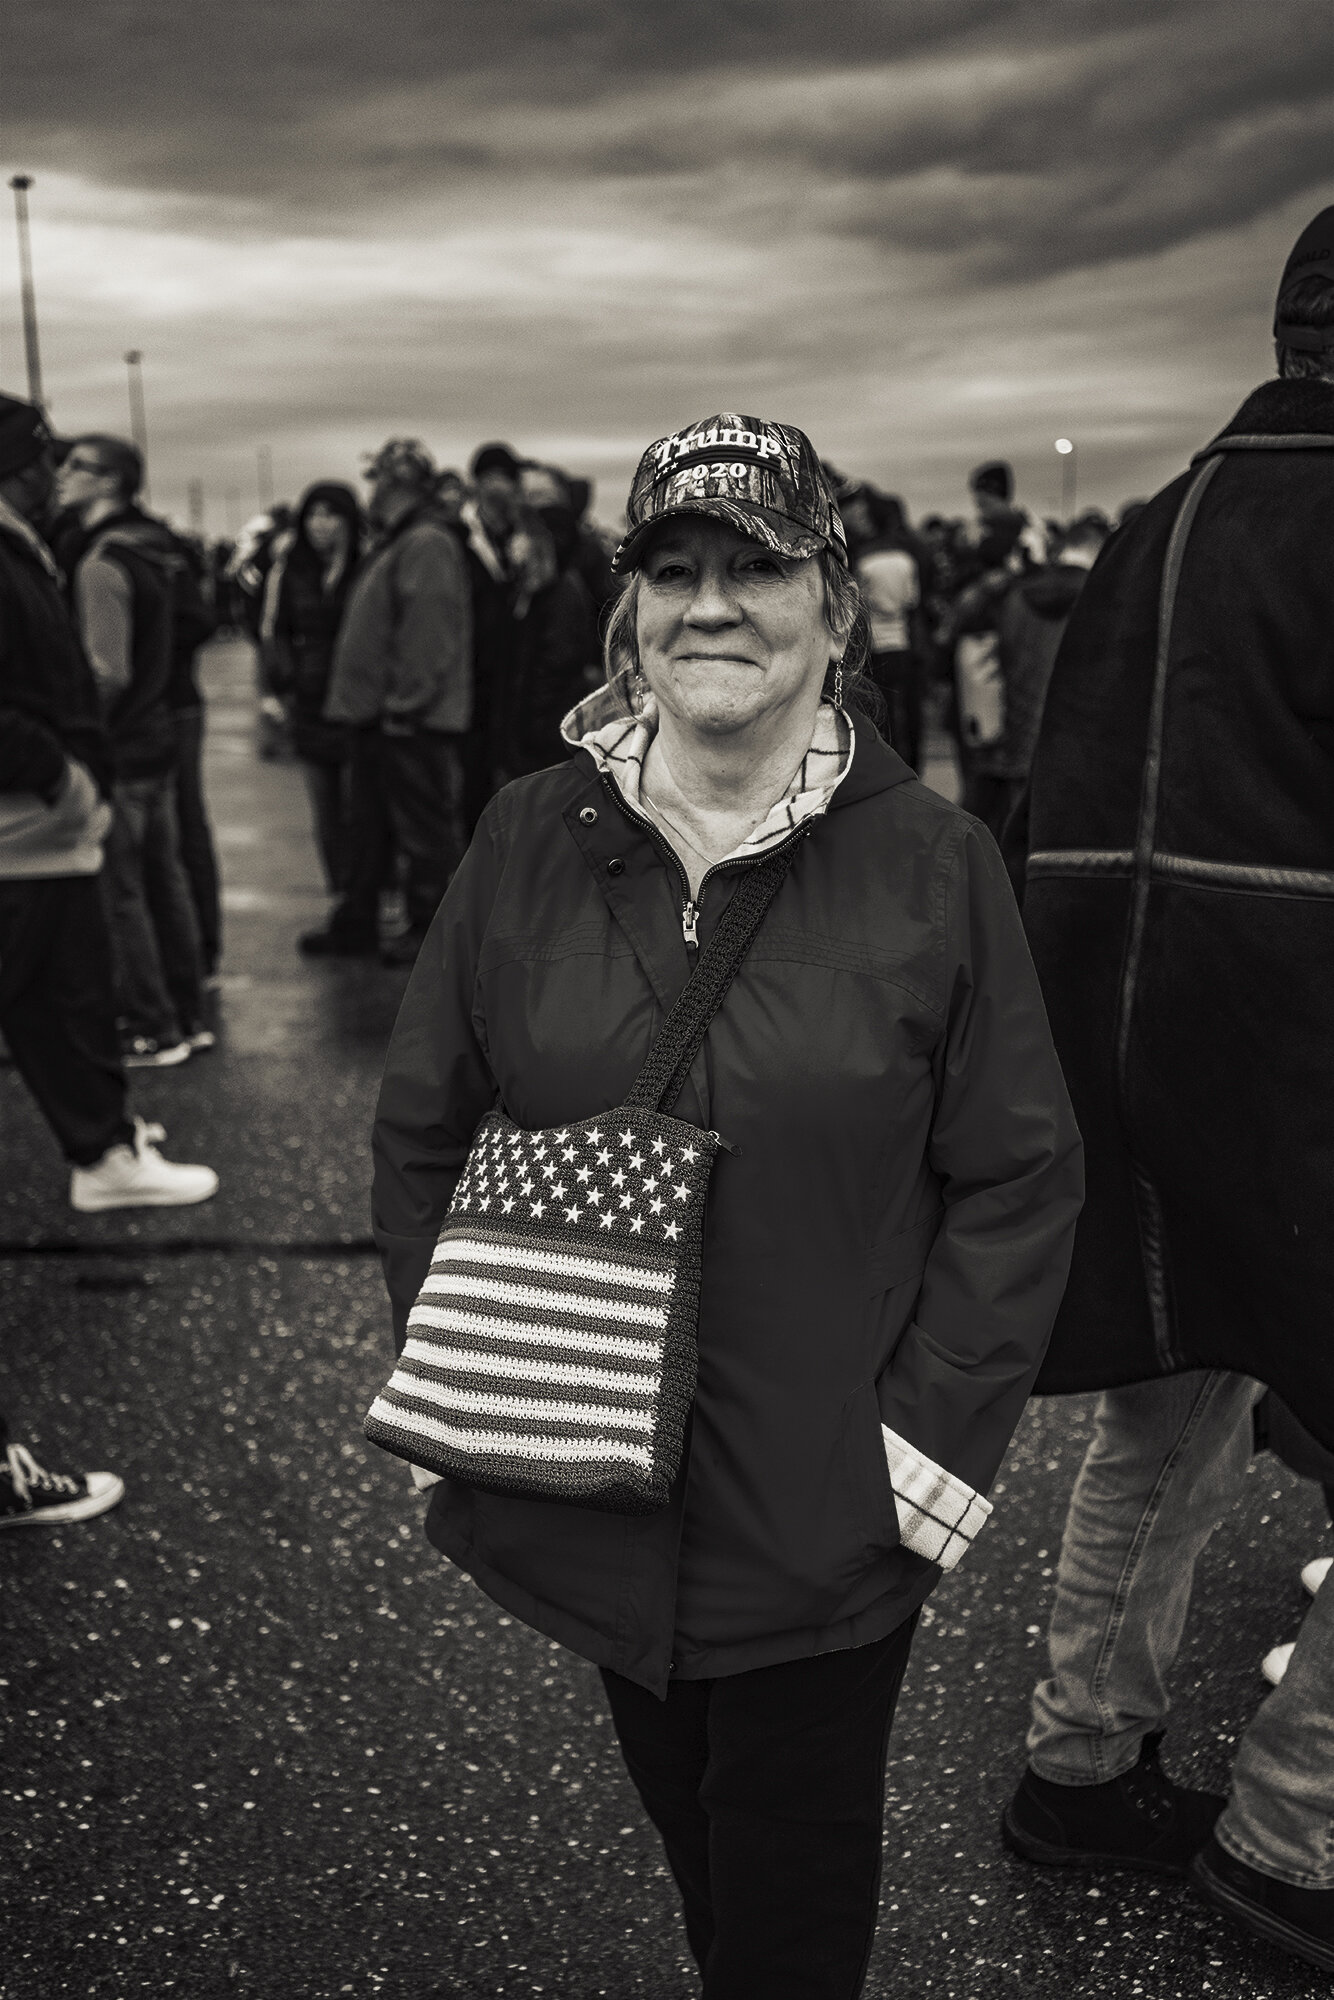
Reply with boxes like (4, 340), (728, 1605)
(492, 463), (601, 780)
(370, 413), (1083, 1998)
(56, 434), (209, 1066)
(261, 482), (363, 895)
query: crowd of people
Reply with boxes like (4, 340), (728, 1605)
(1, 203), (1332, 1992)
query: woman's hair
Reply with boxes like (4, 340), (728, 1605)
(291, 481), (363, 569)
(1276, 274), (1334, 383)
(603, 544), (877, 720)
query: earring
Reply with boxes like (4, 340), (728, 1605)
(832, 659), (845, 708)
(630, 668), (648, 713)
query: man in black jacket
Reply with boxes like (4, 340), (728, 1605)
(56, 434), (208, 1064)
(1002, 212), (1334, 1978)
(0, 394), (216, 1212)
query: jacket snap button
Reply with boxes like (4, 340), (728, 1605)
(607, 857), (625, 876)
(579, 806), (598, 824)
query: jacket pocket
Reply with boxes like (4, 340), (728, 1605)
(841, 1381), (902, 1557)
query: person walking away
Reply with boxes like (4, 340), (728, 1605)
(262, 482), (362, 898)
(961, 512), (1107, 841)
(0, 394), (218, 1211)
(847, 490), (927, 771)
(56, 435), (210, 1067)
(165, 530), (223, 982)
(317, 440), (472, 967)
(369, 412), (1082, 1998)
(1000, 208), (1334, 1978)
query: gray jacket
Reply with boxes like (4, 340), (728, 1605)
(324, 506), (473, 733)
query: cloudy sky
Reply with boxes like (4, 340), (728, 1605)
(4, 0), (1331, 531)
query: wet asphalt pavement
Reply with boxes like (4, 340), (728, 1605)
(2, 638), (1328, 2000)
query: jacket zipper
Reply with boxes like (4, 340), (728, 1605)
(601, 775), (810, 953)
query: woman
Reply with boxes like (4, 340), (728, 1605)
(261, 482), (363, 891)
(371, 415), (1083, 1997)
(847, 488), (928, 771)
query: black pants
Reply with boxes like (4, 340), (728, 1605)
(172, 707), (222, 976)
(601, 1619), (918, 2000)
(102, 773), (205, 1042)
(0, 876), (132, 1166)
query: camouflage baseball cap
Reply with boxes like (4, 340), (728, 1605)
(362, 437), (437, 490)
(612, 413), (848, 573)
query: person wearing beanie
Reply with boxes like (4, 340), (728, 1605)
(0, 393), (218, 1212)
(1001, 207), (1334, 1979)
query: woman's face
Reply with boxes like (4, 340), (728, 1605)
(305, 502), (349, 555)
(635, 517), (834, 740)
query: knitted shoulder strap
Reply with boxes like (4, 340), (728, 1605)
(623, 838), (802, 1117)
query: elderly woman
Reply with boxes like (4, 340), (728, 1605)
(371, 415), (1083, 1998)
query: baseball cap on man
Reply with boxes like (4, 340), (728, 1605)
(612, 413), (848, 574)
(0, 394), (67, 480)
(1274, 205), (1334, 352)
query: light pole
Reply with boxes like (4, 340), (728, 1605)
(1055, 437), (1076, 518)
(124, 350), (151, 505)
(9, 175), (44, 406)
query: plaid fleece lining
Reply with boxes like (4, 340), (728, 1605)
(881, 1422), (992, 1571)
(560, 675), (852, 854)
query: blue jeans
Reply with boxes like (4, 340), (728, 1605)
(1028, 1371), (1334, 1889)
(102, 774), (204, 1043)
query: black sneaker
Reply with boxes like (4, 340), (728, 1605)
(0, 1443), (125, 1528)
(1002, 1733), (1224, 1877)
(298, 922), (379, 957)
(1192, 1833), (1334, 1974)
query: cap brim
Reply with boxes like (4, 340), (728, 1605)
(613, 499), (827, 573)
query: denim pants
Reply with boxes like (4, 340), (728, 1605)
(102, 773), (204, 1043)
(1028, 1370), (1334, 1889)
(602, 1619), (918, 2000)
(172, 708), (222, 975)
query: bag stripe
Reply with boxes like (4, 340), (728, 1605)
(367, 1398), (656, 1471)
(384, 1379), (656, 1432)
(402, 1313), (663, 1364)
(398, 1338), (659, 1396)
(432, 1233), (675, 1293)
(419, 1272), (669, 1327)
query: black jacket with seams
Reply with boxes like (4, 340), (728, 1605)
(371, 722), (1083, 1694)
(0, 504), (110, 800)
(1014, 377), (1334, 1445)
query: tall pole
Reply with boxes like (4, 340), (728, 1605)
(257, 444), (273, 510)
(124, 350), (151, 506)
(1055, 437), (1076, 519)
(187, 479), (205, 537)
(9, 175), (43, 406)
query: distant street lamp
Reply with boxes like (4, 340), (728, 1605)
(9, 175), (44, 406)
(124, 350), (151, 506)
(1055, 437), (1076, 518)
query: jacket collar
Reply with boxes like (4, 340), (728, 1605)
(1201, 376), (1334, 451)
(561, 673), (856, 863)
(0, 494), (61, 582)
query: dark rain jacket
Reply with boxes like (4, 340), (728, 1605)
(372, 723), (1083, 1694)
(1015, 377), (1334, 1445)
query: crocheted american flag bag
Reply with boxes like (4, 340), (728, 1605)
(364, 845), (798, 1515)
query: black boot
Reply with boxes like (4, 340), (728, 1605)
(1191, 1834), (1334, 1974)
(1002, 1732), (1224, 1877)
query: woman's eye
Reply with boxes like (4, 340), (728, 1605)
(648, 561), (691, 583)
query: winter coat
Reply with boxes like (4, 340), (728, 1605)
(494, 567), (600, 779)
(971, 561), (1090, 781)
(371, 714), (1083, 1694)
(0, 499), (111, 878)
(324, 504), (472, 734)
(1015, 377), (1334, 1445)
(69, 509), (185, 781)
(265, 547), (359, 764)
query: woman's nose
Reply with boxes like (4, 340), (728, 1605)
(683, 569), (743, 626)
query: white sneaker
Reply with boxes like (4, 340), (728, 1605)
(1262, 1642), (1295, 1686)
(187, 1029), (216, 1053)
(69, 1117), (219, 1211)
(1301, 1555), (1331, 1597)
(121, 1035), (191, 1068)
(0, 1444), (125, 1528)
